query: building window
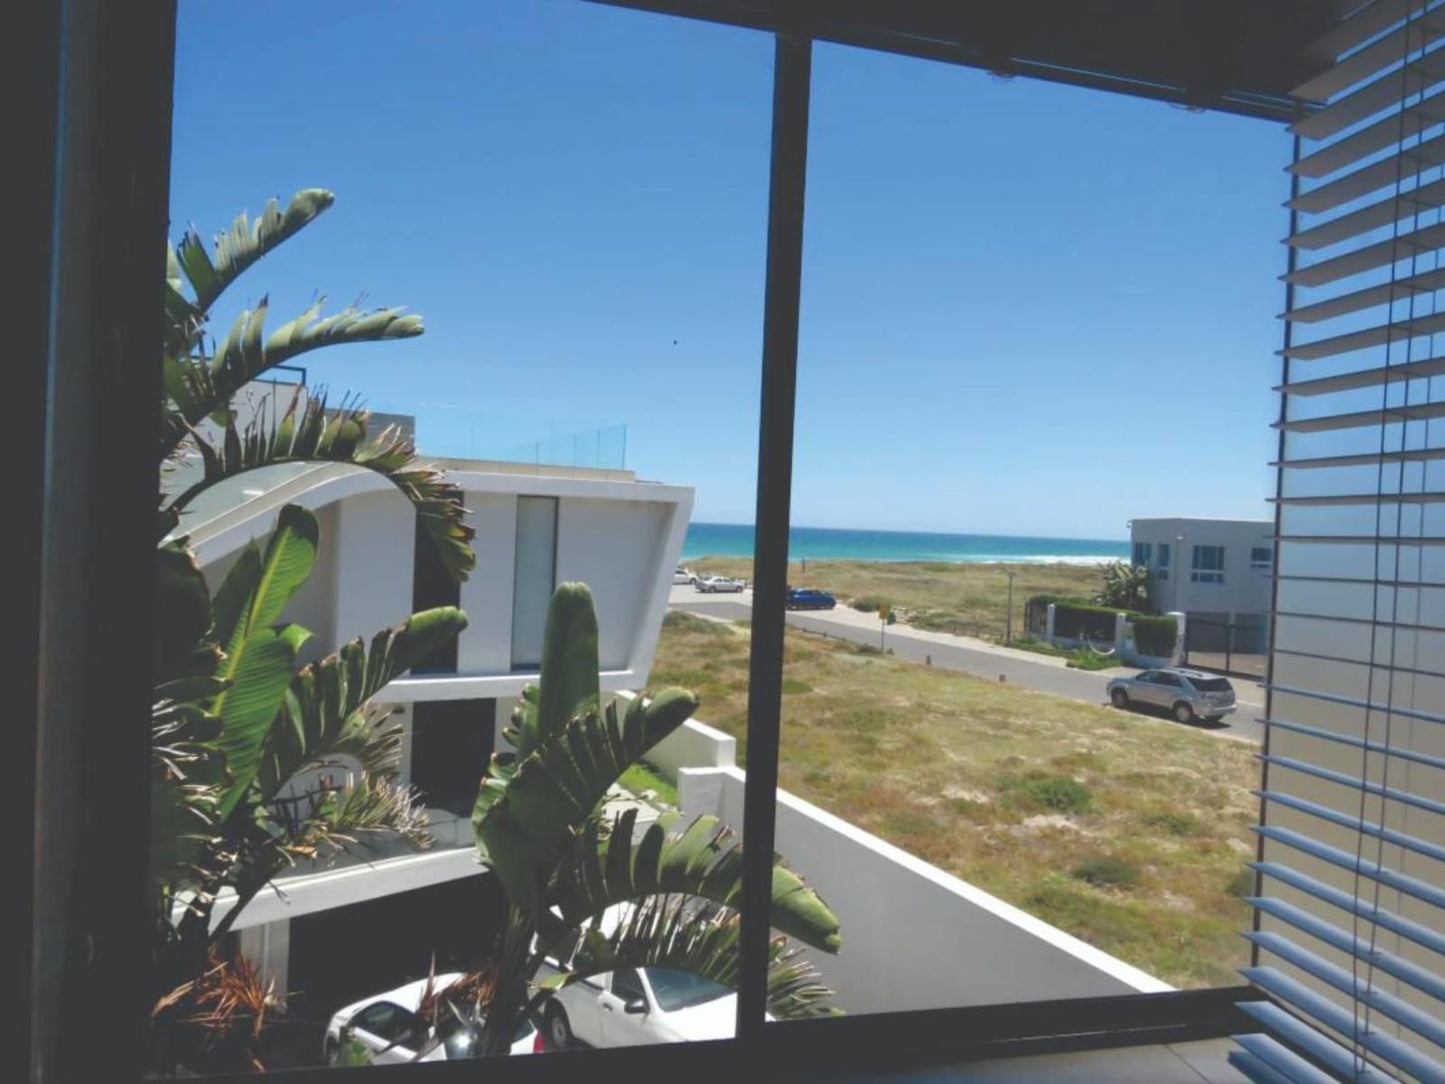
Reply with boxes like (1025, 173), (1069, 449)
(1157, 543), (1169, 580)
(1191, 545), (1224, 584)
(1132, 541), (1151, 566)
(511, 495), (559, 669)
(1250, 546), (1273, 570)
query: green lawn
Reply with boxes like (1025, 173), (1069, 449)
(645, 611), (1258, 989)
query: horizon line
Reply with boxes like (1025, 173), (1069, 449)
(686, 521), (1130, 544)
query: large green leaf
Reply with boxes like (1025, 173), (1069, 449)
(527, 583), (602, 756)
(252, 606), (469, 802)
(161, 298), (423, 457)
(473, 690), (697, 914)
(155, 541), (219, 682)
(206, 505), (319, 818)
(210, 504), (319, 661)
(537, 900), (838, 1020)
(547, 810), (841, 954)
(163, 392), (475, 583)
(175, 189), (335, 317)
(213, 623), (310, 818)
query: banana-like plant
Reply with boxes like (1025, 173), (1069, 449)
(154, 503), (468, 986)
(1097, 560), (1151, 612)
(159, 188), (475, 580)
(469, 583), (842, 1054)
(150, 190), (479, 1071)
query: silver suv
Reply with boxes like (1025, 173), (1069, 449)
(1106, 668), (1236, 724)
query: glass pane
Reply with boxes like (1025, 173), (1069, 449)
(511, 496), (559, 669)
(155, 0), (767, 1072)
(761, 40), (1281, 1024)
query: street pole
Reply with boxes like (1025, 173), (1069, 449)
(1006, 570), (1016, 644)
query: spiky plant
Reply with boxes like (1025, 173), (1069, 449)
(468, 583), (842, 1055)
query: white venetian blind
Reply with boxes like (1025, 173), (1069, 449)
(1231, 2), (1445, 1082)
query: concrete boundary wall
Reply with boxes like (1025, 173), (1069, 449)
(678, 765), (1170, 1015)
(615, 690), (737, 776)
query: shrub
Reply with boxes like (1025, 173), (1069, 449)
(1052, 601), (1119, 642)
(1142, 810), (1202, 837)
(850, 594), (891, 613)
(1133, 613), (1178, 656)
(1000, 772), (1093, 814)
(1071, 855), (1142, 889)
(662, 610), (733, 636)
(1225, 866), (1256, 898)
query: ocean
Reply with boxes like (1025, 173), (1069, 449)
(681, 523), (1128, 565)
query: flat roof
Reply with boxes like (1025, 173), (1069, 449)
(592, 0), (1350, 122)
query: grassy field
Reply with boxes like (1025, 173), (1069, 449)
(685, 556), (1102, 642)
(647, 610), (1258, 989)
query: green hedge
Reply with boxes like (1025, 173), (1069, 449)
(1052, 600), (1119, 642)
(1132, 613), (1178, 656)
(1026, 595), (1178, 655)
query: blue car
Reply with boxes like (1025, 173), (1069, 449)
(786, 587), (836, 611)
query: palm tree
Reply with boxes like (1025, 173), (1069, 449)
(1097, 560), (1151, 612)
(467, 583), (842, 1055)
(151, 190), (475, 1070)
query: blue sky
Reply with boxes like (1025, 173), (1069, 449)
(171, 0), (1293, 541)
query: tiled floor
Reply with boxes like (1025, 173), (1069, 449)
(851, 1038), (1244, 1083)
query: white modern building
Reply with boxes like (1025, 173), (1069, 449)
(174, 416), (693, 1015)
(1129, 516), (1275, 653)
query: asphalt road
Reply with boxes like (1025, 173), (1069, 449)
(670, 590), (1265, 744)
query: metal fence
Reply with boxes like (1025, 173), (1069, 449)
(1180, 614), (1268, 678)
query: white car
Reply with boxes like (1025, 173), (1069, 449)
(694, 574), (745, 594)
(324, 973), (541, 1065)
(535, 906), (750, 1049)
(672, 566), (697, 585)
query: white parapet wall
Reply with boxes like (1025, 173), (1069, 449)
(678, 764), (1171, 1015)
(615, 691), (737, 776)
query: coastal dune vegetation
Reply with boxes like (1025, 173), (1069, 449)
(686, 556), (1101, 640)
(647, 610), (1258, 989)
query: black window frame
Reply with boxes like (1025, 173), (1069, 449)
(32, 2), (1295, 1081)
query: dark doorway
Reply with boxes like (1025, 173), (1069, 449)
(412, 699), (496, 817)
(412, 512), (461, 673)
(286, 872), (506, 1026)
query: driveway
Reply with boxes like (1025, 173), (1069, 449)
(669, 586), (1265, 744)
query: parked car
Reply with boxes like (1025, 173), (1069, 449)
(786, 587), (836, 610)
(694, 574), (745, 593)
(324, 974), (541, 1065)
(672, 566), (697, 585)
(535, 905), (758, 1049)
(1106, 668), (1236, 724)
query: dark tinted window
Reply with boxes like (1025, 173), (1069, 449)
(1190, 677), (1232, 692)
(1155, 674), (1183, 687)
(352, 1001), (417, 1044)
(612, 968), (646, 1003)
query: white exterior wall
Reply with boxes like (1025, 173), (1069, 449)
(557, 498), (672, 672)
(1129, 516), (1273, 618)
(331, 489), (417, 649)
(185, 464), (693, 698)
(678, 765), (1167, 1015)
